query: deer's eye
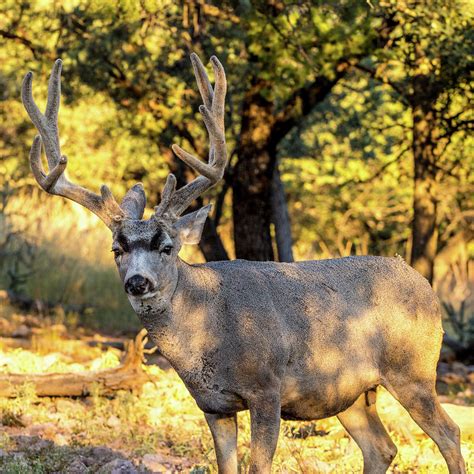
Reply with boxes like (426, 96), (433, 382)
(112, 248), (123, 259)
(161, 245), (173, 255)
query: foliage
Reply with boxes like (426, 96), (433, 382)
(0, 0), (472, 332)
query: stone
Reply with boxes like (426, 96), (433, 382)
(12, 324), (31, 338)
(98, 458), (138, 474)
(142, 454), (170, 472)
(66, 459), (89, 473)
(106, 415), (121, 428)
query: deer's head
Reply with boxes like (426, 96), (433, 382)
(22, 54), (227, 304)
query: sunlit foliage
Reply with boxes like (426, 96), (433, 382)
(0, 1), (472, 326)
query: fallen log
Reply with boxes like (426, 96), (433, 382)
(0, 329), (150, 397)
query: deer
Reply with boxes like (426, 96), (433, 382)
(21, 55), (465, 474)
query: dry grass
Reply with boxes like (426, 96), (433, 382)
(0, 337), (471, 473)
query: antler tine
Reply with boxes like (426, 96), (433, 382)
(158, 53), (227, 219)
(191, 52), (213, 109)
(210, 56), (226, 135)
(22, 60), (126, 228)
(154, 174), (177, 216)
(45, 59), (61, 127)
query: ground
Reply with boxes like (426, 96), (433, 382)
(0, 304), (472, 473)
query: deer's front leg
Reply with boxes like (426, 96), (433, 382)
(248, 392), (281, 474)
(205, 412), (238, 474)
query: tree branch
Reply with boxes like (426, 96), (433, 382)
(268, 11), (399, 146)
(338, 144), (411, 189)
(270, 63), (350, 145)
(354, 63), (408, 104)
(0, 29), (44, 59)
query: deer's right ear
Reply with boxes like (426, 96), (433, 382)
(121, 183), (146, 220)
(173, 205), (211, 245)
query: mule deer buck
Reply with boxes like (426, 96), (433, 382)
(22, 56), (465, 474)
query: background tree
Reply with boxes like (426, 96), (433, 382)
(1, 0), (395, 261)
(0, 0), (472, 335)
(355, 0), (473, 282)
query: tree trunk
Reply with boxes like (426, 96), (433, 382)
(271, 163), (294, 262)
(200, 217), (228, 261)
(232, 78), (276, 261)
(410, 105), (439, 283)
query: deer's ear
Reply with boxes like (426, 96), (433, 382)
(173, 205), (211, 245)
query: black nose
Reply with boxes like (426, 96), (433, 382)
(125, 274), (150, 296)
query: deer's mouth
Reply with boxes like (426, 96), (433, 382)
(138, 288), (159, 300)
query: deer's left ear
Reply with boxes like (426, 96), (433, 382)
(173, 204), (211, 245)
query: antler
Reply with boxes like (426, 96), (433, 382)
(155, 53), (227, 220)
(21, 59), (134, 229)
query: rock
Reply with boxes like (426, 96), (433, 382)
(66, 459), (89, 473)
(98, 458), (138, 473)
(142, 454), (170, 472)
(106, 415), (121, 428)
(18, 436), (53, 453)
(0, 317), (13, 335)
(440, 372), (465, 384)
(24, 315), (43, 328)
(89, 446), (116, 461)
(452, 361), (469, 376)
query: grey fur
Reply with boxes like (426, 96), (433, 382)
(112, 221), (465, 474)
(23, 56), (465, 474)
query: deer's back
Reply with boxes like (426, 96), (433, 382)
(202, 255), (440, 330)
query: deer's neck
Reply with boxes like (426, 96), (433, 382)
(134, 259), (215, 369)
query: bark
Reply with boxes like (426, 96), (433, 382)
(410, 105), (439, 283)
(271, 163), (294, 262)
(0, 330), (149, 397)
(200, 217), (229, 261)
(232, 78), (276, 261)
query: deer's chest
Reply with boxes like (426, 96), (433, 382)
(144, 325), (246, 414)
(173, 350), (247, 414)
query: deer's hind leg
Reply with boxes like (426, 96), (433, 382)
(337, 390), (397, 474)
(384, 380), (465, 474)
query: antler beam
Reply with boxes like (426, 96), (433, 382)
(155, 53), (228, 220)
(22, 59), (127, 228)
